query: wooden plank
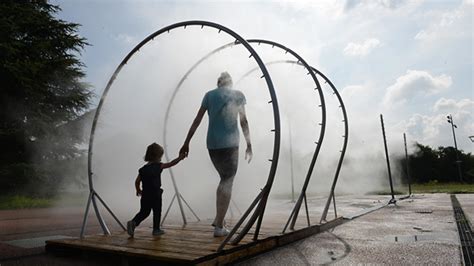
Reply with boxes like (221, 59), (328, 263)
(46, 217), (343, 265)
(77, 236), (213, 256)
(46, 238), (197, 264)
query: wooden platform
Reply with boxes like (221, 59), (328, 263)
(46, 218), (344, 265)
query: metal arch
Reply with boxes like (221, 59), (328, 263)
(80, 21), (281, 239)
(160, 39), (325, 249)
(243, 39), (327, 235)
(160, 43), (236, 227)
(231, 39), (327, 245)
(233, 60), (349, 224)
(311, 68), (349, 223)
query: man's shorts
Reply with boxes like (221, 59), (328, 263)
(208, 147), (239, 180)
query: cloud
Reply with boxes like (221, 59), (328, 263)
(399, 110), (474, 150)
(114, 33), (138, 45)
(345, 0), (408, 11)
(433, 98), (474, 112)
(383, 70), (452, 105)
(414, 1), (471, 41)
(343, 38), (381, 57)
(343, 0), (424, 13)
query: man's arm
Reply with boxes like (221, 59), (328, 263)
(239, 106), (253, 163)
(180, 107), (207, 157)
(135, 175), (142, 197)
(161, 153), (185, 169)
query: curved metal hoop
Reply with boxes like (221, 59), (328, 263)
(161, 39), (326, 247)
(234, 60), (349, 224)
(80, 21), (281, 239)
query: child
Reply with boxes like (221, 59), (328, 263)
(127, 142), (185, 237)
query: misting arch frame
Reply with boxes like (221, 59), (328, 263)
(160, 38), (329, 249)
(80, 21), (281, 239)
(161, 39), (348, 248)
(80, 21), (349, 252)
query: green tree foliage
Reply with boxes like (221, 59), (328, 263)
(0, 1), (91, 196)
(399, 143), (474, 184)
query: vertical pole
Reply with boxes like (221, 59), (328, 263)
(380, 114), (396, 204)
(91, 192), (111, 235)
(403, 133), (412, 195)
(80, 191), (93, 238)
(161, 194), (176, 226)
(448, 115), (463, 182)
(169, 171), (187, 225)
(303, 193), (310, 226)
(289, 121), (295, 203)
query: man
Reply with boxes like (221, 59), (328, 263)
(180, 72), (252, 237)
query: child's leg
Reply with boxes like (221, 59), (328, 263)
(152, 189), (163, 230)
(132, 197), (152, 226)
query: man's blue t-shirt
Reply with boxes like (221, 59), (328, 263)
(201, 87), (246, 150)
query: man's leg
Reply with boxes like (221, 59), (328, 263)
(209, 147), (239, 228)
(215, 176), (235, 228)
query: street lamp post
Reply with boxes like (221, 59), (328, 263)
(447, 114), (463, 182)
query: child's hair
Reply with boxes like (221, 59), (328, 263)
(144, 143), (164, 162)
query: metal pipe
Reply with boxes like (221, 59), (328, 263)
(161, 194), (176, 226)
(91, 192), (110, 235)
(303, 193), (310, 226)
(217, 191), (263, 252)
(447, 114), (463, 182)
(403, 133), (412, 195)
(80, 191), (93, 238)
(161, 38), (286, 245)
(380, 114), (396, 204)
(289, 120), (295, 203)
(315, 68), (348, 223)
(94, 192), (127, 231)
(235, 61), (348, 226)
(160, 44), (235, 225)
(180, 194), (201, 222)
(85, 21), (280, 238)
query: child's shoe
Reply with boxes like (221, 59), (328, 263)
(152, 229), (165, 236)
(213, 227), (230, 237)
(127, 220), (136, 237)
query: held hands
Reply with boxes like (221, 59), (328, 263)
(245, 144), (253, 163)
(179, 144), (189, 158)
(136, 188), (142, 197)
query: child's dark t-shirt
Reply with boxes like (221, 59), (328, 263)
(139, 163), (163, 198)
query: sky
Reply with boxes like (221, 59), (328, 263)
(53, 0), (473, 153)
(48, 0), (473, 217)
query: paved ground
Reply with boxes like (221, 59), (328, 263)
(456, 194), (474, 227)
(0, 193), (471, 265)
(239, 194), (464, 265)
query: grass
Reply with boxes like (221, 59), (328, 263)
(411, 182), (474, 194)
(368, 182), (474, 195)
(0, 191), (87, 210)
(0, 195), (55, 210)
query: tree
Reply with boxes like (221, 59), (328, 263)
(0, 0), (92, 196)
(398, 143), (474, 184)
